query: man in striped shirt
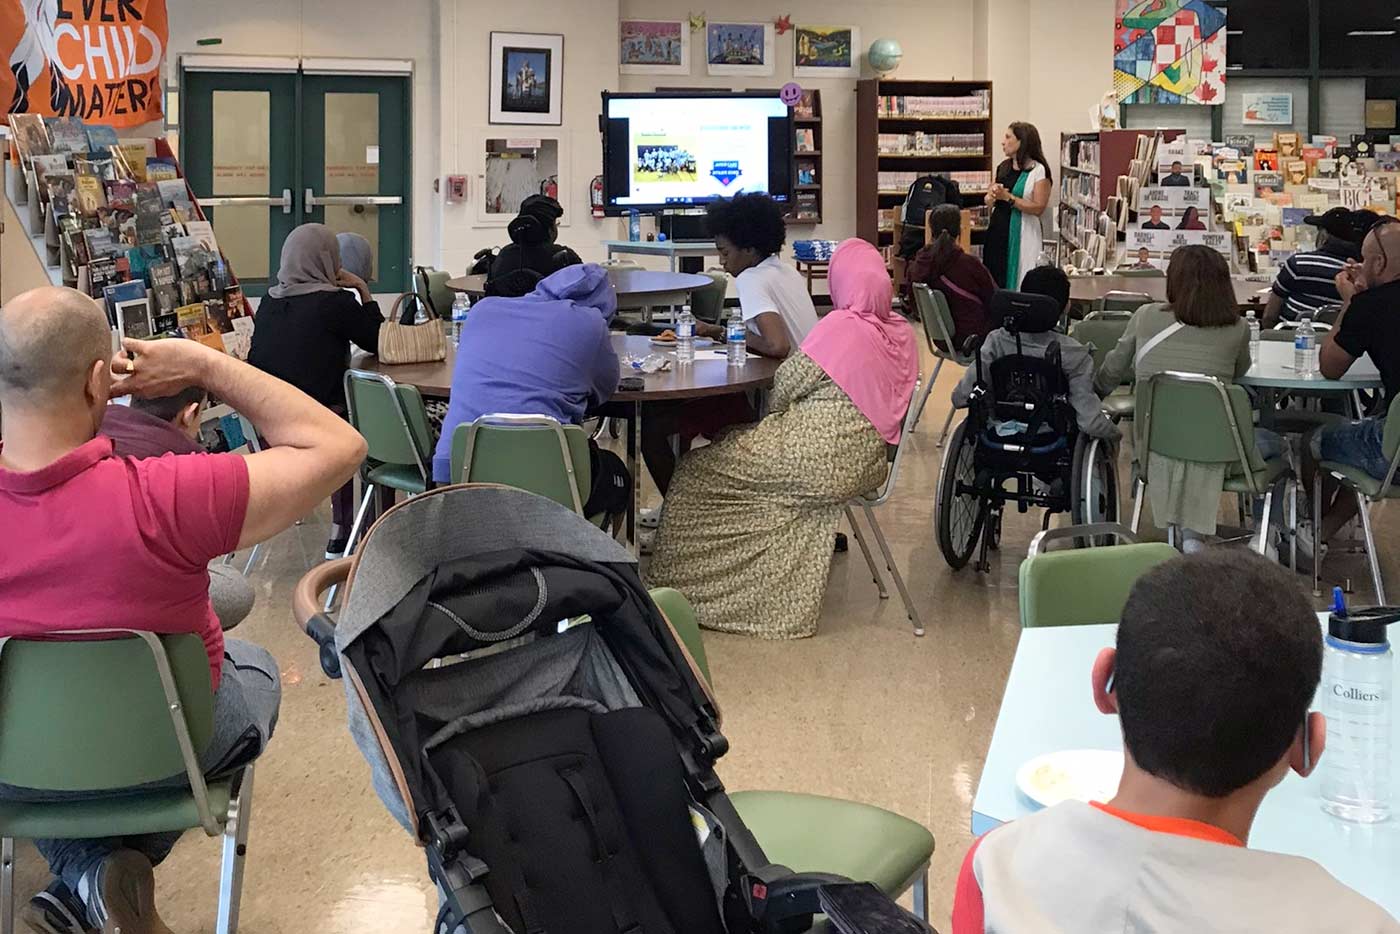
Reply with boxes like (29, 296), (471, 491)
(1264, 208), (1380, 326)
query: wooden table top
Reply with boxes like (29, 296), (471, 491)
(446, 269), (712, 299)
(1068, 274), (1271, 307)
(351, 333), (781, 401)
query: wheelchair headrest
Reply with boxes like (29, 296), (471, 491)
(991, 290), (1062, 334)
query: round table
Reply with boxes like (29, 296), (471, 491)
(1238, 340), (1382, 391)
(447, 269), (712, 313)
(1069, 274), (1271, 308)
(352, 334), (782, 542)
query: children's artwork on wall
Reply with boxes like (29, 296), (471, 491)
(705, 22), (774, 77)
(619, 20), (690, 75)
(793, 25), (860, 79)
(489, 32), (564, 125)
(1112, 0), (1226, 106)
(479, 137), (566, 226)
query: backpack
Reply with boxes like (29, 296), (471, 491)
(898, 174), (962, 260)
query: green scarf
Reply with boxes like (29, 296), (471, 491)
(1004, 169), (1031, 288)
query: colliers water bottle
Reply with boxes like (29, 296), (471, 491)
(1320, 589), (1398, 823)
(676, 304), (695, 365)
(726, 308), (746, 367)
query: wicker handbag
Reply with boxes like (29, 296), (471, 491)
(378, 292), (447, 364)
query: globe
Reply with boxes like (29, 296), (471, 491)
(868, 38), (903, 76)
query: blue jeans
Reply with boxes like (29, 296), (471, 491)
(1312, 417), (1392, 482)
(1, 639), (280, 893)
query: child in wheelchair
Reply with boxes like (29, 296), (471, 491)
(951, 266), (1119, 448)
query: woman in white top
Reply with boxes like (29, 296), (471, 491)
(984, 122), (1052, 289)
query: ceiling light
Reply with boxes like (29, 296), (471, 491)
(1226, 29), (1244, 35)
(1348, 29), (1397, 36)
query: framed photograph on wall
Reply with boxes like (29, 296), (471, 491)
(705, 22), (775, 77)
(489, 32), (564, 125)
(476, 136), (568, 226)
(620, 20), (690, 76)
(793, 25), (861, 79)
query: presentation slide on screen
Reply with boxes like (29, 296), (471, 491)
(609, 97), (785, 206)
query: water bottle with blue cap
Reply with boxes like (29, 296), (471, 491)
(1320, 588), (1398, 823)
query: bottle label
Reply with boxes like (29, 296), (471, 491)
(1326, 673), (1388, 715)
(726, 321), (745, 342)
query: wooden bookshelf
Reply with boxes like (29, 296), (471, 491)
(790, 88), (823, 225)
(856, 78), (994, 260)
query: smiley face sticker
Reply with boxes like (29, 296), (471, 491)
(780, 82), (803, 107)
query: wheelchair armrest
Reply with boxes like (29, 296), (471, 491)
(747, 869), (848, 932)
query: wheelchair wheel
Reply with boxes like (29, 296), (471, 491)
(1071, 435), (1121, 529)
(937, 418), (986, 569)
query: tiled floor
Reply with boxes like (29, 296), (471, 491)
(12, 352), (1397, 933)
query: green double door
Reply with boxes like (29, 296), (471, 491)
(181, 68), (410, 296)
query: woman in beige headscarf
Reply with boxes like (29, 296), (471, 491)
(248, 224), (382, 556)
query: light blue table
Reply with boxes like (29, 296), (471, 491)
(1238, 339), (1382, 392)
(603, 239), (717, 273)
(972, 619), (1400, 919)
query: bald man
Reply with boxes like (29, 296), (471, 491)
(1305, 219), (1400, 549)
(0, 287), (365, 934)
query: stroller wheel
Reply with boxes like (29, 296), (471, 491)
(936, 418), (986, 569)
(1071, 434), (1122, 545)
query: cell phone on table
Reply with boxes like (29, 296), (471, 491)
(620, 375), (645, 391)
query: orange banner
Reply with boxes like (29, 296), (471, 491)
(2, 0), (166, 128)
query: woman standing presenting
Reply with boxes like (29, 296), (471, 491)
(983, 122), (1052, 289)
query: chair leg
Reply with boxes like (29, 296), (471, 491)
(864, 504), (925, 637)
(1356, 492), (1386, 604)
(2, 838), (14, 934)
(1130, 478), (1144, 533)
(1289, 480), (1298, 572)
(217, 765), (254, 934)
(326, 485), (377, 611)
(1314, 472), (1323, 597)
(936, 406), (957, 449)
(912, 864), (929, 922)
(1254, 487), (1275, 556)
(911, 358), (942, 433)
(845, 506), (886, 598)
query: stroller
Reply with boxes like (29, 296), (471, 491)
(935, 290), (1120, 571)
(294, 484), (929, 933)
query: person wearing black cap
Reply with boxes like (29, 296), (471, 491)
(487, 195), (583, 298)
(1263, 207), (1380, 327)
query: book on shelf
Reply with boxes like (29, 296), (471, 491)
(7, 114), (50, 166)
(45, 116), (88, 155)
(797, 162), (819, 186)
(177, 303), (211, 339)
(114, 295), (154, 340)
(146, 157), (180, 182)
(795, 128), (816, 152)
(793, 90), (817, 119)
(876, 91), (990, 118)
(133, 184), (166, 245)
(877, 132), (983, 155)
(83, 124), (118, 154)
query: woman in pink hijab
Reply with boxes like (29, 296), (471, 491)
(649, 239), (919, 638)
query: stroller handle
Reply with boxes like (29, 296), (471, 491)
(293, 557), (353, 633)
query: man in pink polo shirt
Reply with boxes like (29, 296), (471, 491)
(0, 287), (365, 934)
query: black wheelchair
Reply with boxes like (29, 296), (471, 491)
(935, 290), (1121, 571)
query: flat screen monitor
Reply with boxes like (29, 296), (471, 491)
(601, 91), (793, 215)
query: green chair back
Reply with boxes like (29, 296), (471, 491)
(1138, 373), (1266, 476)
(1100, 290), (1153, 315)
(345, 370), (435, 477)
(1018, 543), (1179, 628)
(648, 587), (711, 687)
(1381, 395), (1400, 468)
(1114, 268), (1166, 279)
(911, 283), (971, 364)
(450, 416), (592, 515)
(0, 633), (212, 792)
(416, 267), (455, 320)
(1259, 329), (1295, 342)
(1069, 317), (1130, 374)
(691, 270), (729, 324)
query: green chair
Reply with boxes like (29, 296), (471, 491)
(647, 589), (935, 922)
(1019, 525), (1178, 628)
(450, 416), (610, 527)
(690, 269), (730, 325)
(0, 632), (252, 934)
(1315, 395), (1400, 602)
(343, 370), (436, 552)
(1134, 371), (1295, 559)
(415, 266), (455, 320)
(1097, 290), (1153, 316)
(1070, 314), (1135, 423)
(910, 282), (975, 447)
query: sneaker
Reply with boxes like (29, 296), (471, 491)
(77, 850), (173, 934)
(21, 880), (93, 934)
(1294, 520), (1328, 569)
(325, 536), (349, 560)
(639, 507), (662, 530)
(834, 532), (849, 553)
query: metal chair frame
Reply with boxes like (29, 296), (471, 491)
(910, 283), (975, 447)
(1315, 404), (1400, 602)
(342, 369), (435, 553)
(0, 630), (253, 934)
(457, 414), (587, 517)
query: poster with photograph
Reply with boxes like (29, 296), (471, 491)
(489, 32), (564, 125)
(705, 22), (774, 77)
(619, 20), (689, 75)
(793, 25), (861, 79)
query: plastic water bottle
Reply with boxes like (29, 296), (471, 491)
(1246, 309), (1260, 364)
(449, 293), (470, 349)
(628, 208), (641, 242)
(675, 304), (695, 365)
(1294, 313), (1319, 377)
(726, 308), (747, 367)
(1320, 591), (1397, 823)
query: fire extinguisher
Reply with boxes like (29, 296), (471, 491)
(590, 175), (605, 218)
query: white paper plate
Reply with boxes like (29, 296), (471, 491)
(650, 337), (715, 348)
(1015, 749), (1123, 810)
